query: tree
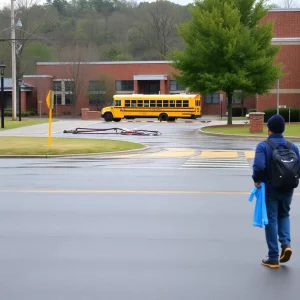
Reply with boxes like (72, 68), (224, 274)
(171, 0), (282, 125)
(87, 73), (115, 110)
(68, 60), (87, 116)
(134, 1), (181, 59)
(281, 0), (297, 8)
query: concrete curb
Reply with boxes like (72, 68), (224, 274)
(0, 145), (150, 159)
(198, 126), (300, 141)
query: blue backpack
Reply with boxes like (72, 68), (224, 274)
(265, 140), (299, 190)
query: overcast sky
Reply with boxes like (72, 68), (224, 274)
(0, 0), (300, 9)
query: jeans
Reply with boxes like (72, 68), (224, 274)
(265, 193), (293, 259)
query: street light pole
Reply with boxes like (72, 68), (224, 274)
(11, 0), (17, 120)
(0, 63), (6, 129)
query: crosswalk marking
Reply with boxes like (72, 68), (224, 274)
(181, 156), (251, 169)
(145, 148), (196, 158)
(244, 151), (255, 159)
(96, 149), (255, 159)
(199, 151), (239, 158)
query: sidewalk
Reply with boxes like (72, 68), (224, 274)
(0, 120), (101, 137)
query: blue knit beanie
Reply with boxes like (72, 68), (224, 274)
(267, 114), (285, 134)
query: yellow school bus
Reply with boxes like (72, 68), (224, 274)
(101, 94), (202, 122)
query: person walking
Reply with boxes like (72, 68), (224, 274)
(252, 114), (300, 268)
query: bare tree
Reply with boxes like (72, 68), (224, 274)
(281, 0), (297, 8)
(11, 1), (58, 76)
(135, 1), (179, 59)
(87, 73), (115, 110)
(68, 60), (87, 116)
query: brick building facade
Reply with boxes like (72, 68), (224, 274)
(17, 9), (300, 116)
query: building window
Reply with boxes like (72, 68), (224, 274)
(89, 80), (105, 92)
(53, 81), (62, 92)
(88, 80), (106, 106)
(64, 81), (74, 92)
(53, 80), (74, 105)
(115, 80), (134, 92)
(54, 94), (62, 105)
(65, 94), (73, 105)
(232, 95), (242, 105)
(170, 80), (185, 91)
(89, 94), (106, 106)
(204, 93), (220, 104)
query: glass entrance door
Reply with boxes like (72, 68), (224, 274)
(144, 81), (160, 94)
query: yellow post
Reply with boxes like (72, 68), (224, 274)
(48, 107), (52, 147)
(46, 90), (53, 147)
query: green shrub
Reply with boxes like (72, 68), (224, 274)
(248, 109), (257, 113)
(263, 108), (300, 122)
(4, 109), (33, 117)
(27, 109), (37, 116)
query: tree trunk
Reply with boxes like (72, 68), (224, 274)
(72, 94), (77, 117)
(227, 92), (233, 125)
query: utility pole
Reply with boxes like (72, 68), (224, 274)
(11, 0), (17, 120)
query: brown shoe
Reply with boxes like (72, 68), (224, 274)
(280, 245), (292, 263)
(261, 258), (280, 269)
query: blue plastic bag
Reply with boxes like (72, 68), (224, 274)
(248, 182), (268, 228)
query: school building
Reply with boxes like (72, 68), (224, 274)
(1, 8), (300, 117)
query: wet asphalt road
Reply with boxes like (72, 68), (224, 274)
(1, 120), (300, 300)
(57, 120), (264, 150)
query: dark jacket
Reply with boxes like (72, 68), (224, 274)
(252, 133), (300, 195)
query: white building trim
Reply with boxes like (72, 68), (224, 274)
(23, 75), (53, 78)
(272, 38), (300, 45)
(269, 8), (300, 12)
(269, 89), (300, 94)
(133, 74), (168, 80)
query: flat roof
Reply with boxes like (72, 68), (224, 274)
(37, 61), (172, 65)
(269, 8), (300, 12)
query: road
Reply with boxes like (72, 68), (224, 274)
(0, 120), (300, 300)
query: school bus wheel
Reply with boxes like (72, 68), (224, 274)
(159, 113), (168, 122)
(104, 112), (113, 122)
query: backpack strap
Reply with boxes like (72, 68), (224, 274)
(286, 141), (293, 150)
(265, 139), (293, 150)
(265, 139), (277, 150)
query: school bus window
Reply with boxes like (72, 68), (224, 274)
(163, 100), (169, 107)
(183, 100), (189, 107)
(170, 100), (175, 107)
(157, 100), (162, 107)
(150, 100), (156, 107)
(125, 100), (130, 107)
(144, 100), (149, 107)
(131, 100), (137, 107)
(176, 100), (182, 107)
(138, 100), (143, 107)
(115, 100), (121, 106)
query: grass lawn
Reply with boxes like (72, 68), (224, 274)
(202, 124), (300, 137)
(0, 137), (144, 155)
(0, 118), (51, 130)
